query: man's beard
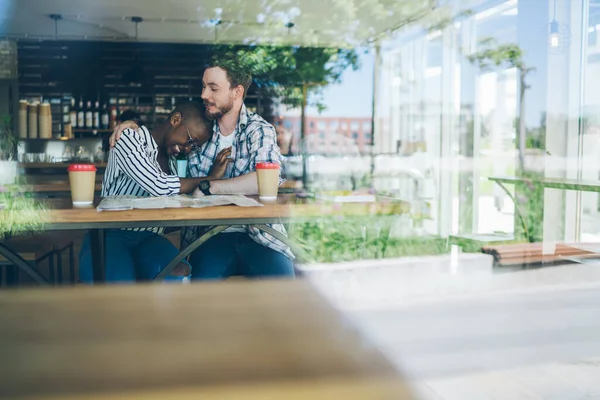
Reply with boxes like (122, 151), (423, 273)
(204, 97), (234, 120)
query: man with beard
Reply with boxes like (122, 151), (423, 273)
(183, 57), (295, 280)
(80, 101), (214, 283)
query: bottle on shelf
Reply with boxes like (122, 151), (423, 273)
(77, 98), (85, 129)
(109, 106), (117, 129)
(85, 100), (93, 129)
(62, 99), (70, 126)
(101, 103), (110, 129)
(69, 98), (77, 129)
(93, 100), (101, 129)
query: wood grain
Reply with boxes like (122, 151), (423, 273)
(0, 280), (415, 399)
(25, 182), (102, 193)
(40, 196), (410, 228)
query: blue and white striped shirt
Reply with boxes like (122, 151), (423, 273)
(102, 126), (180, 232)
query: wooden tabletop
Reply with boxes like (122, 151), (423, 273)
(38, 195), (410, 230)
(0, 280), (415, 399)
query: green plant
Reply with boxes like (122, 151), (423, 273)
(287, 215), (447, 263)
(0, 114), (18, 161)
(0, 186), (47, 240)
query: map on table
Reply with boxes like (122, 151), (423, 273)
(96, 195), (263, 211)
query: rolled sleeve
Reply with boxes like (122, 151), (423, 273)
(247, 125), (285, 184)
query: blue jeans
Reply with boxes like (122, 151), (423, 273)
(189, 232), (295, 280)
(79, 229), (190, 283)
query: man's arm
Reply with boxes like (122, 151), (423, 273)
(210, 172), (258, 195)
(114, 130), (206, 195)
(198, 124), (281, 196)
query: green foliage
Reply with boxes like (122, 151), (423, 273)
(211, 45), (360, 110)
(467, 38), (527, 71)
(287, 216), (447, 263)
(0, 114), (18, 161)
(0, 185), (47, 240)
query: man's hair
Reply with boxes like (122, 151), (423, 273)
(170, 101), (212, 131)
(206, 55), (253, 99)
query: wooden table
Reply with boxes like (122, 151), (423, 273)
(2, 196), (409, 284)
(0, 280), (415, 399)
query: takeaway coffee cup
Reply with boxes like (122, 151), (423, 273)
(68, 164), (97, 206)
(256, 162), (280, 200)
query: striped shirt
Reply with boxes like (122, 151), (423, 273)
(102, 126), (180, 233)
(182, 104), (294, 260)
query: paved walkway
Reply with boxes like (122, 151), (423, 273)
(303, 257), (600, 399)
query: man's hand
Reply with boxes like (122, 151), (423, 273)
(109, 120), (139, 148)
(208, 147), (232, 180)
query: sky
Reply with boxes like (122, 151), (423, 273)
(303, 49), (374, 118)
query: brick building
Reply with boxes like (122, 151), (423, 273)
(273, 116), (373, 155)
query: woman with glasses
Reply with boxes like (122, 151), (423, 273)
(79, 101), (214, 284)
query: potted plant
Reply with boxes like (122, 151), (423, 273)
(0, 114), (19, 185)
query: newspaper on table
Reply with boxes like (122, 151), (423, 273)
(97, 194), (263, 211)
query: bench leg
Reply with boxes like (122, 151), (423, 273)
(153, 226), (229, 282)
(48, 254), (55, 284)
(69, 243), (75, 285)
(0, 243), (49, 286)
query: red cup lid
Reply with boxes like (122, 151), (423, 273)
(256, 162), (280, 169)
(68, 164), (97, 172)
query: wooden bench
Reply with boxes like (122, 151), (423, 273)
(0, 234), (75, 286)
(448, 232), (515, 253)
(481, 242), (598, 266)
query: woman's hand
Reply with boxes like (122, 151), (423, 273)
(208, 147), (232, 180)
(109, 120), (139, 147)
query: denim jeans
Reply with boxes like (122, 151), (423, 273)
(79, 229), (190, 283)
(189, 232), (295, 280)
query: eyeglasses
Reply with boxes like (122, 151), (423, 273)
(184, 123), (200, 152)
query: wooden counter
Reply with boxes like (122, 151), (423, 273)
(0, 281), (415, 399)
(18, 163), (107, 169)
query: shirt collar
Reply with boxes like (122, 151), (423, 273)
(211, 103), (250, 137)
(238, 103), (249, 131)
